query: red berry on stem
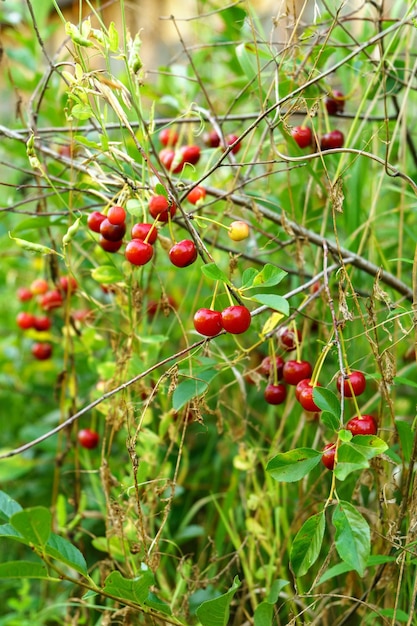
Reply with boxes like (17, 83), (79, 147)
(17, 287), (33, 302)
(40, 289), (63, 311)
(322, 442), (337, 470)
(33, 315), (52, 332)
(259, 355), (285, 380)
(295, 377), (311, 401)
(131, 222), (158, 244)
(159, 127), (179, 147)
(193, 308), (223, 337)
(337, 371), (366, 397)
(58, 275), (77, 295)
(203, 129), (221, 148)
(159, 148), (184, 173)
(78, 428), (99, 449)
(291, 126), (313, 148)
(180, 144), (201, 166)
(225, 134), (241, 154)
(125, 240), (154, 266)
(16, 312), (35, 330)
(283, 360), (313, 386)
(149, 195), (177, 223)
(321, 130), (344, 150)
(325, 90), (344, 115)
(32, 342), (52, 360)
(346, 414), (377, 436)
(169, 239), (198, 268)
(187, 185), (206, 205)
(30, 278), (49, 295)
(264, 383), (287, 405)
(99, 237), (123, 253)
(100, 218), (126, 242)
(107, 205), (126, 225)
(221, 305), (251, 334)
(278, 326), (301, 351)
(297, 379), (322, 412)
(87, 211), (107, 233)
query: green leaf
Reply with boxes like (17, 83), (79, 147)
(11, 507), (52, 547)
(125, 198), (143, 217)
(155, 183), (168, 198)
(46, 533), (88, 576)
(138, 335), (169, 345)
(266, 448), (321, 483)
(334, 436), (387, 480)
(332, 500), (370, 576)
(290, 511), (326, 576)
(0, 491), (22, 522)
(71, 103), (94, 120)
(338, 429), (353, 443)
(241, 267), (258, 289)
(395, 419), (413, 462)
(252, 265), (287, 288)
(172, 370), (217, 411)
(196, 576), (240, 626)
(91, 265), (124, 284)
(0, 561), (49, 579)
(201, 262), (230, 283)
(108, 21), (119, 52)
(253, 580), (289, 626)
(145, 592), (172, 616)
(251, 294), (289, 316)
(102, 569), (154, 605)
(320, 411), (340, 431)
(313, 388), (341, 420)
(12, 216), (66, 233)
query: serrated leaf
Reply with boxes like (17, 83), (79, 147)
(196, 576), (240, 626)
(334, 436), (388, 480)
(313, 388), (341, 419)
(266, 448), (321, 483)
(0, 491), (22, 522)
(201, 263), (230, 284)
(11, 507), (52, 547)
(252, 265), (287, 288)
(91, 265), (124, 284)
(332, 501), (370, 576)
(0, 561), (49, 579)
(172, 370), (217, 411)
(320, 411), (340, 431)
(251, 294), (289, 316)
(46, 533), (88, 576)
(290, 511), (326, 576)
(102, 569), (154, 605)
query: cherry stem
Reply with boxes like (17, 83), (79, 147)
(209, 281), (219, 311)
(144, 217), (159, 244)
(192, 214), (230, 232)
(310, 339), (332, 387)
(291, 320), (302, 363)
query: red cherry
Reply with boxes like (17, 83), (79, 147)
(125, 240), (154, 266)
(17, 287), (33, 302)
(30, 278), (49, 295)
(291, 126), (313, 148)
(87, 211), (106, 233)
(346, 414), (377, 436)
(203, 129), (221, 148)
(131, 222), (158, 244)
(33, 315), (52, 332)
(225, 134), (241, 154)
(325, 90), (344, 115)
(16, 312), (36, 330)
(283, 360), (313, 386)
(193, 308), (223, 337)
(187, 186), (207, 205)
(336, 371), (366, 397)
(295, 377), (311, 401)
(100, 218), (126, 242)
(180, 144), (201, 166)
(72, 309), (92, 322)
(259, 355), (285, 380)
(77, 428), (99, 449)
(322, 442), (337, 470)
(107, 205), (126, 225)
(148, 195), (177, 223)
(58, 275), (77, 295)
(169, 240), (197, 268)
(40, 289), (63, 311)
(159, 127), (179, 147)
(296, 379), (322, 412)
(320, 130), (344, 150)
(221, 305), (251, 335)
(264, 383), (287, 405)
(159, 148), (184, 173)
(99, 236), (123, 252)
(278, 326), (301, 351)
(31, 342), (53, 360)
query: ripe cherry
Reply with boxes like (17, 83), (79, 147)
(180, 144), (201, 166)
(125, 240), (154, 266)
(322, 442), (337, 470)
(193, 308), (223, 337)
(320, 130), (344, 150)
(31, 342), (52, 360)
(131, 222), (158, 244)
(283, 360), (313, 386)
(228, 221), (250, 241)
(203, 129), (221, 148)
(277, 326), (301, 351)
(107, 205), (126, 225)
(225, 134), (241, 154)
(296, 379), (321, 412)
(159, 127), (179, 147)
(58, 275), (77, 295)
(77, 428), (99, 449)
(30, 278), (49, 295)
(16, 312), (35, 330)
(346, 414), (377, 436)
(325, 90), (344, 115)
(221, 305), (251, 334)
(187, 185), (206, 205)
(159, 148), (183, 173)
(259, 355), (285, 380)
(100, 218), (126, 242)
(148, 195), (177, 223)
(291, 126), (313, 148)
(99, 236), (123, 253)
(87, 211), (106, 233)
(337, 371), (366, 397)
(33, 315), (52, 332)
(17, 287), (33, 302)
(169, 240), (198, 268)
(264, 383), (287, 405)
(40, 289), (63, 311)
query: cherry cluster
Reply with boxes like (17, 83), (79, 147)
(193, 305), (252, 337)
(291, 90), (345, 151)
(16, 275), (79, 360)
